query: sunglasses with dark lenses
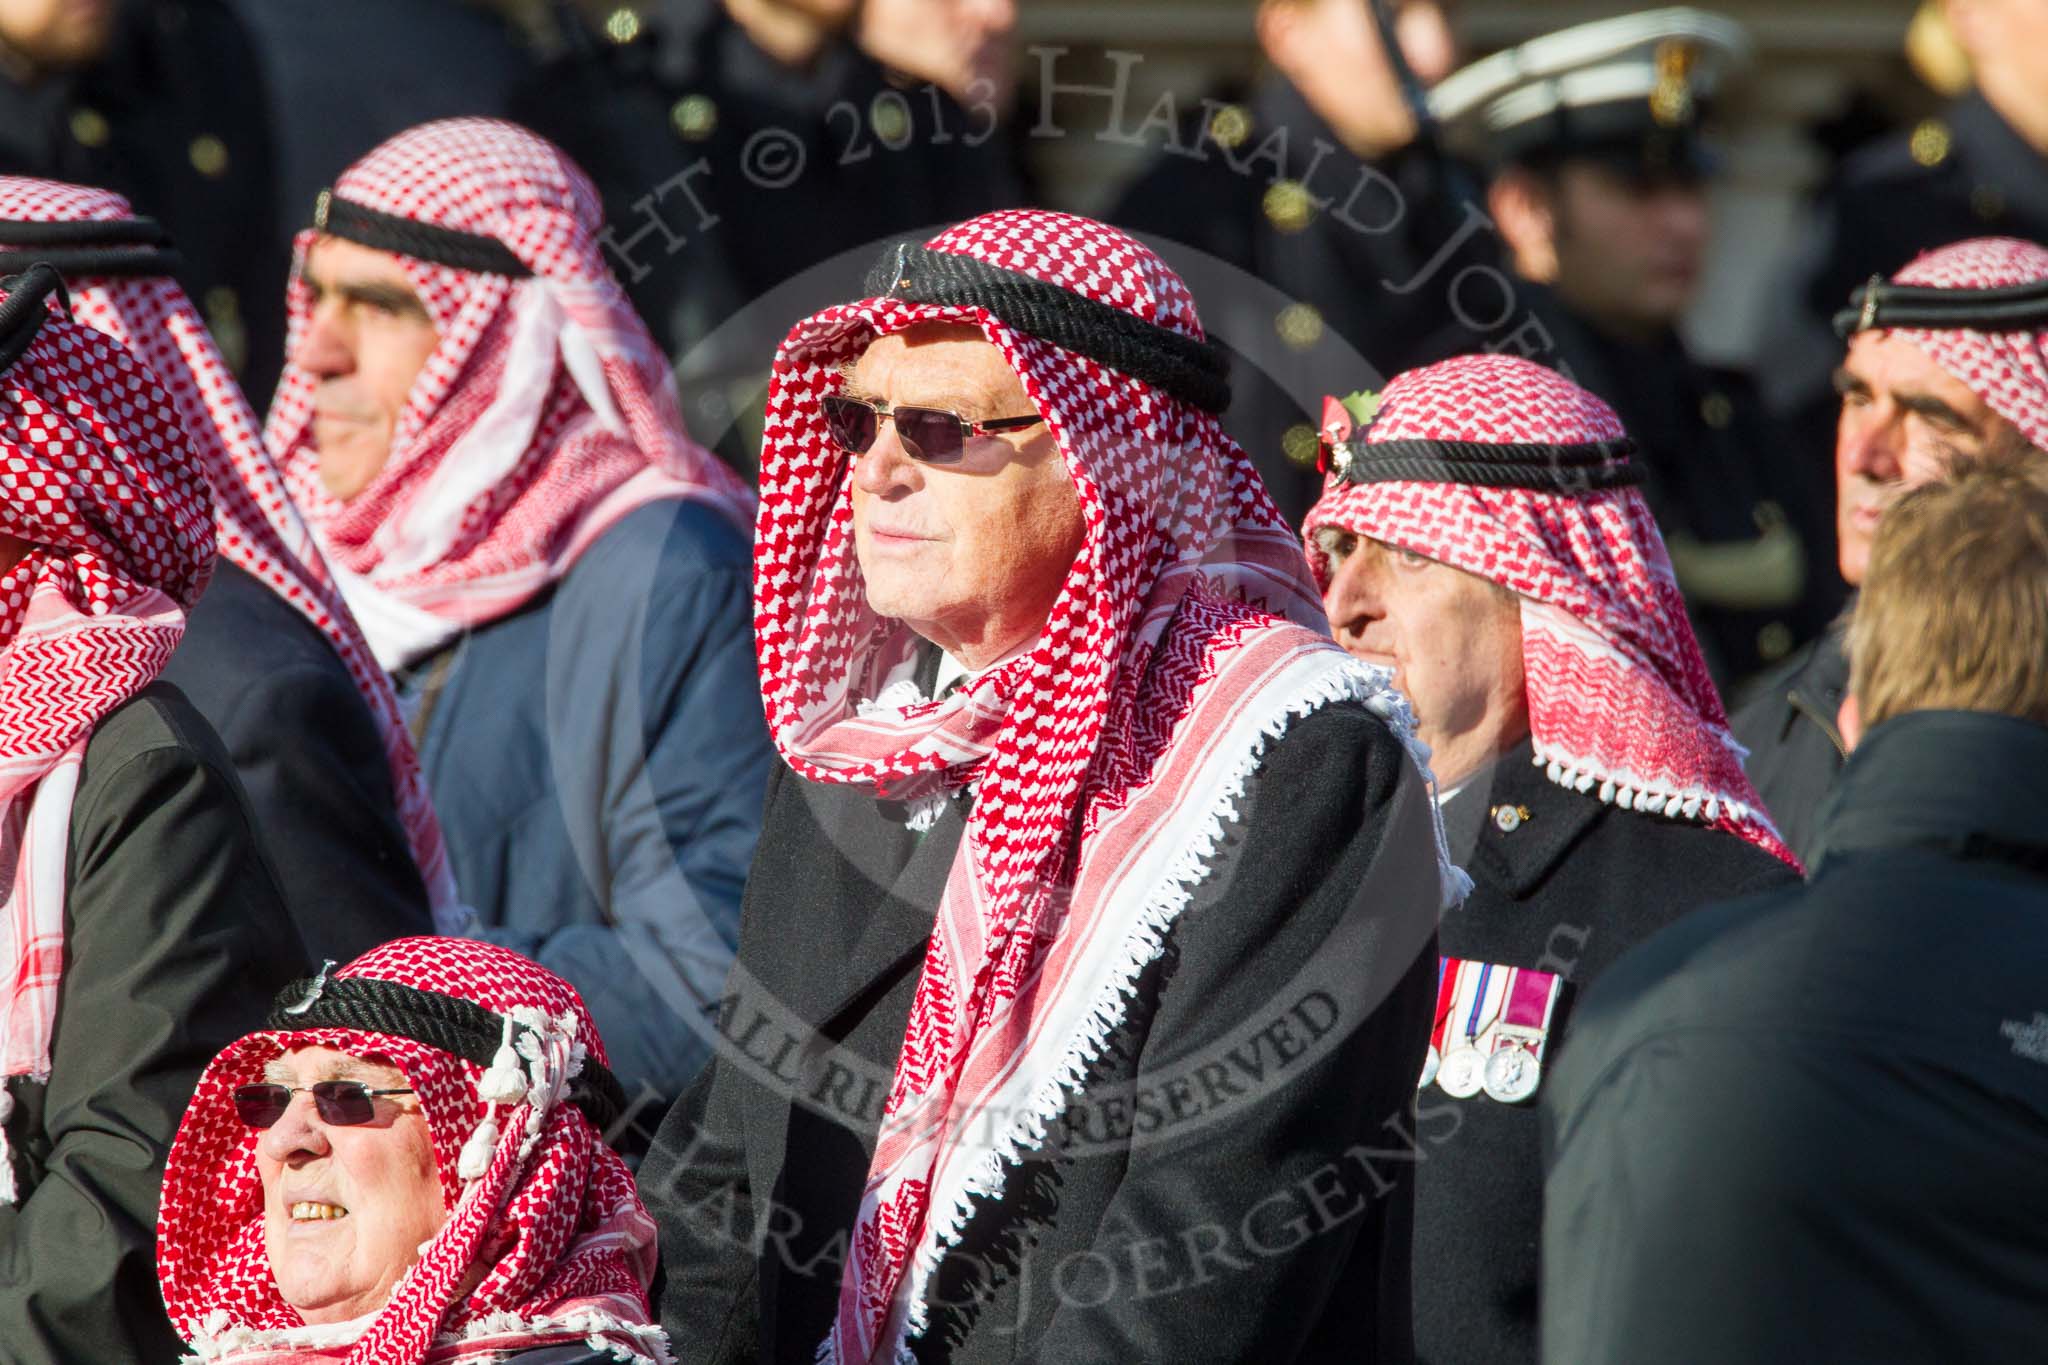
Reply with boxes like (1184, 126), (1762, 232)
(233, 1081), (417, 1128)
(822, 393), (1042, 465)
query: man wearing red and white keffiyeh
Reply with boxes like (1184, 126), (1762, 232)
(262, 119), (771, 1105)
(0, 266), (305, 1364)
(1303, 352), (1801, 1365)
(158, 938), (670, 1364)
(643, 209), (1459, 1363)
(0, 174), (464, 961)
(1735, 235), (2048, 862)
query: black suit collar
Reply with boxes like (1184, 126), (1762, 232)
(1446, 741), (1606, 899)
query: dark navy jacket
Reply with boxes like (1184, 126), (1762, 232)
(405, 498), (769, 1106)
(1543, 710), (2048, 1364)
(161, 559), (433, 963)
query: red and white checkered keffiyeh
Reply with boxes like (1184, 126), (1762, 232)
(157, 938), (669, 1364)
(757, 209), (1458, 1361)
(1883, 236), (2048, 451)
(1304, 353), (1796, 867)
(0, 175), (464, 930)
(263, 118), (752, 669)
(0, 280), (215, 1197)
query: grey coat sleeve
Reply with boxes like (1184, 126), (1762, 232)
(1017, 702), (1444, 1364)
(0, 693), (304, 1364)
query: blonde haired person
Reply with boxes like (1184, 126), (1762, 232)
(1542, 455), (2048, 1363)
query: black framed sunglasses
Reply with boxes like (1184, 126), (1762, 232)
(822, 392), (1042, 465)
(233, 1081), (417, 1128)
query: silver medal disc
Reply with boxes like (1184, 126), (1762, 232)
(1437, 1045), (1486, 1099)
(1419, 1044), (1441, 1090)
(1482, 1044), (1541, 1104)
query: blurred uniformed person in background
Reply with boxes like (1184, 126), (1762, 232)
(1758, 0), (2048, 540)
(1427, 8), (1836, 690)
(511, 0), (1020, 475)
(1109, 0), (1488, 522)
(0, 0), (283, 395)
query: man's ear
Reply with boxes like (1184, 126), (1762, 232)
(1838, 692), (1863, 752)
(1488, 168), (1559, 284)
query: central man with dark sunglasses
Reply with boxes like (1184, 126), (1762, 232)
(821, 391), (1044, 465)
(641, 210), (1455, 1363)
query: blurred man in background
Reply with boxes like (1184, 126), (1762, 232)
(1762, 0), (2048, 477)
(1735, 235), (2048, 863)
(511, 0), (1020, 475)
(1428, 8), (1835, 690)
(1545, 453), (2048, 1365)
(1111, 0), (1482, 520)
(0, 0), (283, 393)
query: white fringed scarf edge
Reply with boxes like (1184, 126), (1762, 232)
(860, 647), (1466, 1359)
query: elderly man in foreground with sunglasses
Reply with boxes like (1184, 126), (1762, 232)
(640, 209), (1460, 1363)
(267, 118), (766, 1112)
(157, 938), (669, 1362)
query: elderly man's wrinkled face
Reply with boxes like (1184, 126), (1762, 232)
(256, 1045), (445, 1325)
(0, 0), (116, 70)
(293, 236), (441, 503)
(1318, 526), (1529, 789)
(1833, 329), (2028, 584)
(843, 323), (1084, 669)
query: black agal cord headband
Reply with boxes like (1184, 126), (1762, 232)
(1835, 274), (2048, 338)
(0, 216), (184, 279)
(266, 967), (627, 1131)
(311, 188), (532, 279)
(0, 262), (66, 375)
(1326, 435), (1643, 493)
(862, 240), (1232, 415)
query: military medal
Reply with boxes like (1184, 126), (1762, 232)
(1417, 957), (1463, 1091)
(1482, 1042), (1540, 1104)
(1438, 1044), (1487, 1098)
(1480, 968), (1563, 1104)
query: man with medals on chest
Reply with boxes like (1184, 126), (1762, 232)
(1303, 353), (1801, 1363)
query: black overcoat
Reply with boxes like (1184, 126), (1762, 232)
(1542, 709), (2048, 1364)
(161, 560), (434, 963)
(642, 702), (1444, 1363)
(0, 683), (305, 1364)
(1411, 740), (1796, 1365)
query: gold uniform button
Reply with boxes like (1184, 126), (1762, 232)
(1275, 301), (1324, 351)
(1909, 118), (1951, 168)
(603, 6), (641, 44)
(1757, 621), (1794, 663)
(1700, 391), (1733, 430)
(189, 134), (229, 178)
(69, 107), (110, 148)
(1263, 179), (1315, 233)
(1281, 422), (1321, 467)
(1208, 103), (1251, 151)
(670, 94), (717, 141)
(870, 95), (911, 145)
(1972, 184), (2007, 221)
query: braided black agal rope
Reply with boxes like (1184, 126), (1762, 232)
(1834, 274), (2048, 338)
(1331, 437), (1643, 492)
(264, 973), (628, 1132)
(0, 216), (185, 278)
(313, 191), (532, 279)
(0, 263), (68, 376)
(861, 240), (1232, 414)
